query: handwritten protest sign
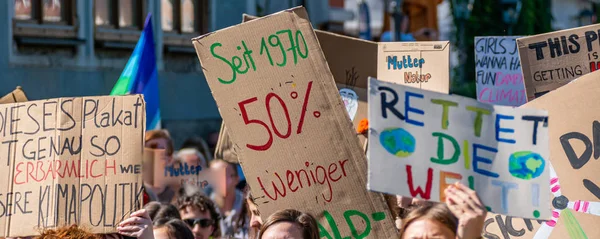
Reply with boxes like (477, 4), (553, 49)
(367, 77), (550, 219)
(144, 148), (224, 194)
(481, 70), (600, 239)
(0, 86), (28, 104)
(193, 7), (398, 238)
(517, 23), (600, 101)
(377, 41), (450, 94)
(0, 95), (145, 237)
(242, 14), (377, 149)
(476, 36), (526, 106)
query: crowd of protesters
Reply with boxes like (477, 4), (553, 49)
(4, 129), (487, 239)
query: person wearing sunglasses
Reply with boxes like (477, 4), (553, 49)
(177, 190), (220, 239)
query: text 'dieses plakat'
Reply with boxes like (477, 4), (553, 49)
(0, 95), (145, 237)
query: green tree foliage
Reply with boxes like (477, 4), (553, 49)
(450, 0), (553, 98)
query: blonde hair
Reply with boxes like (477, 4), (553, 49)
(400, 202), (458, 238)
(34, 225), (101, 239)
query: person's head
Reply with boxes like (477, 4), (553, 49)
(35, 225), (102, 239)
(144, 201), (181, 221)
(177, 148), (208, 169)
(153, 218), (195, 239)
(210, 159), (239, 193)
(181, 136), (212, 161)
(177, 191), (220, 239)
(259, 209), (319, 239)
(146, 130), (175, 158)
(247, 192), (263, 229)
(400, 202), (458, 239)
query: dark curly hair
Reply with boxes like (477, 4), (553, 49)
(144, 201), (181, 221)
(176, 189), (221, 236)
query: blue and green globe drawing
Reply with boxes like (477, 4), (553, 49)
(508, 151), (545, 180)
(379, 128), (416, 157)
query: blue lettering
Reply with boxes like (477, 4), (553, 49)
(405, 91), (424, 127)
(472, 144), (499, 178)
(495, 114), (516, 144)
(491, 180), (518, 214)
(386, 55), (426, 70)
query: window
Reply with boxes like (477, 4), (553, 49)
(13, 0), (77, 38)
(162, 0), (209, 49)
(94, 0), (145, 44)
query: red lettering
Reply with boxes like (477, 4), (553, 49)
(295, 169), (310, 188)
(316, 166), (333, 202)
(105, 159), (116, 175)
(27, 161), (34, 183)
(338, 159), (349, 177)
(56, 160), (64, 178)
(478, 88), (492, 103)
(78, 160), (84, 178)
(90, 160), (102, 178)
(406, 165), (433, 200)
(14, 162), (24, 185)
(63, 161), (77, 178)
(286, 170), (298, 192)
(257, 173), (287, 201)
(591, 62), (600, 72)
(328, 163), (341, 182)
(44, 160), (56, 181)
(34, 161), (45, 182)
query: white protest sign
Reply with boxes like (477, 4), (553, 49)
(367, 77), (550, 219)
(475, 36), (526, 106)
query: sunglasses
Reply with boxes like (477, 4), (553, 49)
(184, 218), (214, 228)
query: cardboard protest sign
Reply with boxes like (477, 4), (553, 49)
(476, 36), (526, 106)
(317, 31), (376, 148)
(214, 123), (240, 163)
(480, 70), (600, 238)
(377, 41), (450, 94)
(517, 23), (600, 101)
(0, 95), (145, 237)
(193, 7), (398, 238)
(368, 77), (550, 219)
(0, 86), (28, 104)
(242, 14), (377, 148)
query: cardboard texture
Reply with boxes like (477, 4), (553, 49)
(0, 87), (28, 104)
(517, 23), (600, 101)
(368, 77), (550, 219)
(0, 95), (145, 237)
(377, 41), (450, 94)
(242, 13), (376, 148)
(480, 70), (600, 238)
(193, 7), (398, 238)
(214, 123), (239, 163)
(475, 36), (526, 106)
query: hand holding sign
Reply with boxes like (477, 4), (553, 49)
(445, 183), (487, 239)
(117, 209), (154, 239)
(368, 77), (550, 219)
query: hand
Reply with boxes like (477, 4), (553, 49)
(117, 209), (155, 239)
(444, 183), (486, 239)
